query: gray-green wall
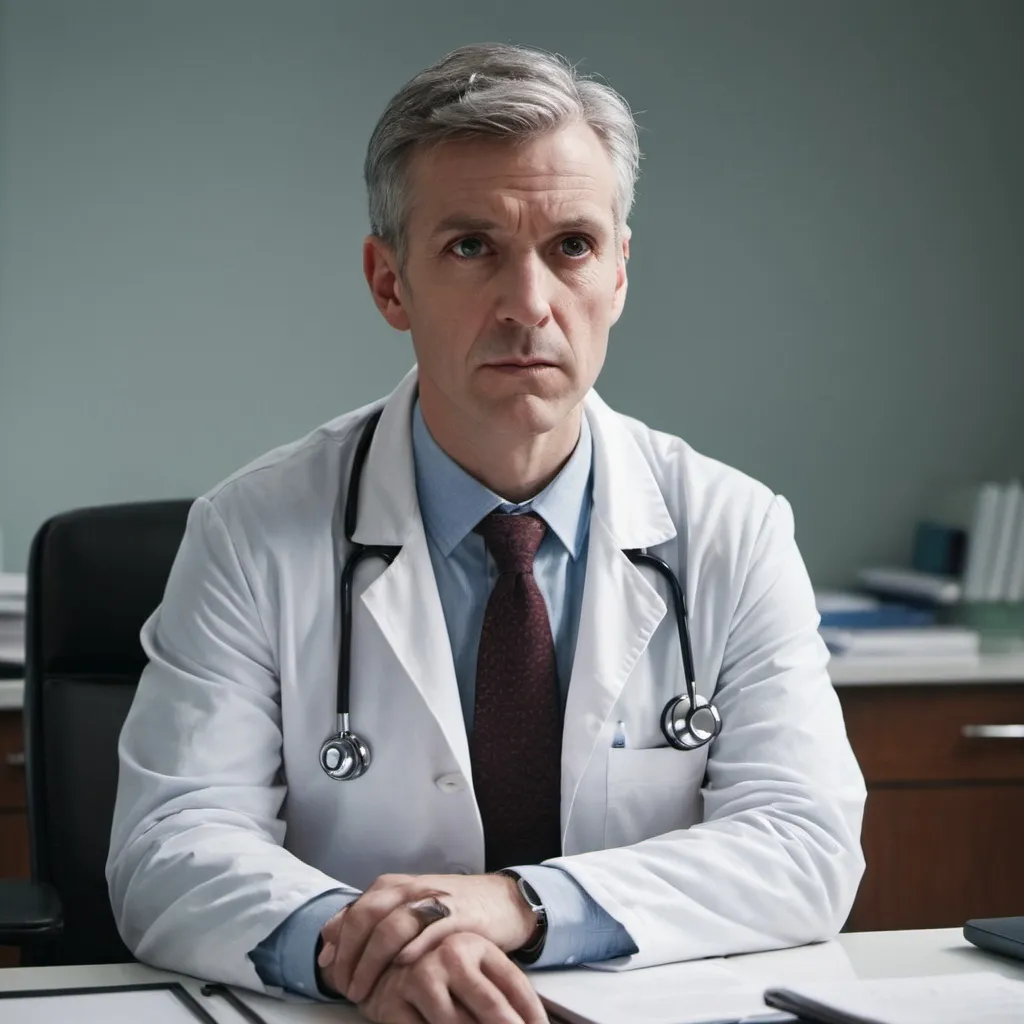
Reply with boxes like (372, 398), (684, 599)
(1, 0), (1022, 585)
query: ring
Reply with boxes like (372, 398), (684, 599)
(405, 891), (452, 928)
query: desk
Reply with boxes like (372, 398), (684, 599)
(1, 929), (1022, 1022)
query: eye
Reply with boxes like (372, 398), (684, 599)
(560, 235), (592, 258)
(449, 236), (490, 259)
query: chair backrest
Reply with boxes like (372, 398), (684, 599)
(23, 500), (192, 965)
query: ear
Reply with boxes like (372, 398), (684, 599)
(610, 227), (631, 326)
(363, 236), (411, 331)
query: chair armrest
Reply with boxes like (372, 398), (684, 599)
(0, 879), (63, 943)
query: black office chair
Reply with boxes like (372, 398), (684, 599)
(0, 500), (192, 965)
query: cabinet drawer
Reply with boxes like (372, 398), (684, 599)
(847, 784), (1024, 930)
(838, 684), (1024, 783)
(0, 712), (27, 810)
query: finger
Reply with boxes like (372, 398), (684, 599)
(329, 883), (421, 994)
(318, 903), (350, 948)
(394, 916), (461, 967)
(444, 959), (525, 1024)
(479, 953), (547, 1024)
(346, 904), (438, 1004)
(405, 972), (477, 1024)
(363, 872), (416, 895)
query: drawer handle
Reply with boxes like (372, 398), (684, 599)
(961, 724), (1024, 739)
(4, 751), (26, 768)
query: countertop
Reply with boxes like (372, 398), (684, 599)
(828, 652), (1024, 686)
(2, 655), (1024, 713)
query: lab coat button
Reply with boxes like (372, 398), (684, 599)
(435, 773), (466, 794)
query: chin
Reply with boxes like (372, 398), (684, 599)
(477, 390), (578, 437)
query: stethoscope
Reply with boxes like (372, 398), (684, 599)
(319, 410), (722, 781)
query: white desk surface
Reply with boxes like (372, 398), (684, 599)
(1, 929), (1022, 1022)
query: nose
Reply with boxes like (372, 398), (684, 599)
(493, 253), (552, 329)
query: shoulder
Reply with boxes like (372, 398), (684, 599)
(611, 404), (782, 540)
(196, 400), (380, 556)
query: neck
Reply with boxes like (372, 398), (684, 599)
(419, 393), (583, 504)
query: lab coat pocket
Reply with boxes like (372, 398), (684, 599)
(604, 746), (707, 849)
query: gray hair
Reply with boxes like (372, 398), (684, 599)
(364, 43), (641, 262)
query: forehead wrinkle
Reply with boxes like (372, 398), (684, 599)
(436, 185), (608, 237)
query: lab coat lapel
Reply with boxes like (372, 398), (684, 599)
(561, 392), (679, 849)
(349, 369), (473, 783)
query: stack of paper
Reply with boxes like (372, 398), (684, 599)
(0, 573), (27, 667)
(764, 970), (1024, 1023)
(819, 625), (981, 660)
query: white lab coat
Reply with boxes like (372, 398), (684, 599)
(106, 367), (865, 993)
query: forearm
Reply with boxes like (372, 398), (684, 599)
(548, 778), (865, 970)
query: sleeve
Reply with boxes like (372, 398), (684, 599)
(106, 496), (360, 993)
(249, 891), (358, 999)
(545, 495), (867, 970)
(511, 865), (637, 969)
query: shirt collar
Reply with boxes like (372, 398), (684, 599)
(412, 398), (593, 560)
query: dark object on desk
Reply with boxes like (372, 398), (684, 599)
(0, 500), (191, 966)
(0, 981), (269, 1024)
(964, 915), (1024, 961)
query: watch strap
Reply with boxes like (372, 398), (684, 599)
(496, 869), (548, 964)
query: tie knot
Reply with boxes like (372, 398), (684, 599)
(475, 511), (547, 574)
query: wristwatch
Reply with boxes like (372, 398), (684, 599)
(496, 869), (548, 964)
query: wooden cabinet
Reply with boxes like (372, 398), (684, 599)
(838, 684), (1024, 932)
(0, 710), (29, 967)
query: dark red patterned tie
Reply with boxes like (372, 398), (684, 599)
(472, 511), (562, 870)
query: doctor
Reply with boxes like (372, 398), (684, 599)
(107, 42), (866, 1024)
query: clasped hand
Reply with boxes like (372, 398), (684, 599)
(316, 872), (548, 1023)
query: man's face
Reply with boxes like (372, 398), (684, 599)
(368, 123), (629, 440)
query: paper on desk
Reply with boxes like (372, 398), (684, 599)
(532, 939), (857, 1024)
(533, 957), (783, 1024)
(764, 971), (1024, 1023)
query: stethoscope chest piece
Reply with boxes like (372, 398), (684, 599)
(319, 727), (371, 781)
(661, 691), (722, 751)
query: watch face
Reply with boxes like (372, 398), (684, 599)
(519, 877), (543, 911)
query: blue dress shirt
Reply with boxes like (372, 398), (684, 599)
(250, 401), (636, 997)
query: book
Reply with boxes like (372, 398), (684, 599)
(820, 626), (980, 658)
(814, 591), (880, 615)
(926, 484), (1002, 602)
(818, 606), (936, 630)
(1003, 484), (1024, 602)
(855, 567), (961, 606)
(911, 521), (966, 577)
(987, 481), (1023, 601)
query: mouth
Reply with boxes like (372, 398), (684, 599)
(484, 360), (558, 372)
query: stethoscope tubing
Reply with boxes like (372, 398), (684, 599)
(323, 408), (720, 779)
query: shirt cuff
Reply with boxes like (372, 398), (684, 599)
(510, 865), (638, 969)
(249, 890), (359, 1000)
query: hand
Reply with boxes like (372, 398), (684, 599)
(317, 873), (537, 1004)
(357, 932), (547, 1024)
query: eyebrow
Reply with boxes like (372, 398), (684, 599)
(428, 214), (608, 239)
